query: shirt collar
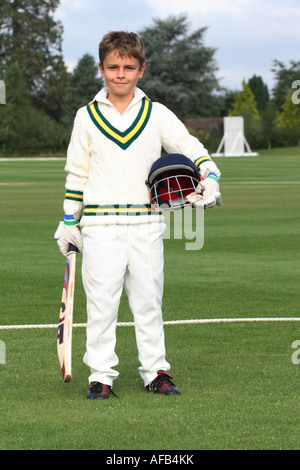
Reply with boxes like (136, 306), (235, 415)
(90, 87), (149, 110)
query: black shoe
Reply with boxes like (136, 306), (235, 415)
(87, 381), (117, 400)
(145, 371), (180, 395)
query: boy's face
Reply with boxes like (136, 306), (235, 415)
(99, 51), (146, 100)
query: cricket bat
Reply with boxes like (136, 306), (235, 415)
(57, 243), (79, 382)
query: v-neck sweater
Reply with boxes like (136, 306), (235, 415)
(63, 87), (221, 226)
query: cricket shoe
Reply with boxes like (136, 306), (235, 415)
(145, 371), (180, 395)
(87, 381), (118, 400)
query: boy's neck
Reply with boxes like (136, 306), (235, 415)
(106, 92), (135, 115)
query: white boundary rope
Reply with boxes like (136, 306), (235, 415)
(1, 317), (300, 330)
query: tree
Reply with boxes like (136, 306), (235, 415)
(261, 100), (278, 149)
(62, 54), (103, 131)
(229, 80), (260, 120)
(248, 75), (269, 113)
(272, 60), (300, 111)
(228, 80), (261, 148)
(0, 62), (33, 153)
(0, 0), (67, 118)
(0, 62), (68, 154)
(138, 14), (220, 120)
(34, 55), (69, 121)
(276, 89), (300, 146)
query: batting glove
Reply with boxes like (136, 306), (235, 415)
(186, 173), (222, 209)
(54, 219), (83, 258)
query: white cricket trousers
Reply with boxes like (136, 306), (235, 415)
(81, 222), (170, 387)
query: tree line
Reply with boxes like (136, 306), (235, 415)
(0, 2), (299, 155)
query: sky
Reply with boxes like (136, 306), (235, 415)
(54, 0), (300, 95)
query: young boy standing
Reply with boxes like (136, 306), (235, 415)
(55, 31), (221, 399)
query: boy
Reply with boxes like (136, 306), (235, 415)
(55, 31), (221, 399)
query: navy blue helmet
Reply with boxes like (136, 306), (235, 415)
(146, 154), (200, 210)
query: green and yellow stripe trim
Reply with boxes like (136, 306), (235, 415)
(87, 97), (152, 150)
(83, 204), (161, 217)
(194, 156), (213, 169)
(65, 189), (83, 202)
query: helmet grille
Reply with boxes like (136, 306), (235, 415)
(150, 171), (199, 210)
(147, 154), (200, 211)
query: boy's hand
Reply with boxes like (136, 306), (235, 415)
(186, 178), (222, 209)
(54, 221), (83, 257)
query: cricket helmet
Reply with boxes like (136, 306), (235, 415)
(146, 154), (200, 210)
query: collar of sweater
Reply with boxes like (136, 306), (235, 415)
(90, 87), (149, 113)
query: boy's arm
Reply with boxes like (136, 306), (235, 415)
(64, 109), (91, 217)
(159, 105), (221, 208)
(55, 109), (91, 256)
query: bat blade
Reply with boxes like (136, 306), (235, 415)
(57, 243), (78, 382)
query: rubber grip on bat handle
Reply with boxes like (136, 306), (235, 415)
(68, 243), (79, 254)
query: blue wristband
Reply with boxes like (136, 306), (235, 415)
(208, 172), (218, 182)
(64, 214), (78, 226)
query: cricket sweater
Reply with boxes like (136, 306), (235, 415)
(63, 87), (221, 226)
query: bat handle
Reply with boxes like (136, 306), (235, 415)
(68, 243), (79, 255)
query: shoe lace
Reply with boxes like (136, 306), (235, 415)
(153, 371), (175, 392)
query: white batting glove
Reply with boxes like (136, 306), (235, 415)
(186, 173), (222, 209)
(54, 220), (83, 257)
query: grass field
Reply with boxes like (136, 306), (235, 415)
(0, 147), (300, 451)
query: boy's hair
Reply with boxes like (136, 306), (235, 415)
(99, 31), (145, 69)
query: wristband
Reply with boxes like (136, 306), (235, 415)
(208, 172), (218, 183)
(64, 214), (78, 226)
